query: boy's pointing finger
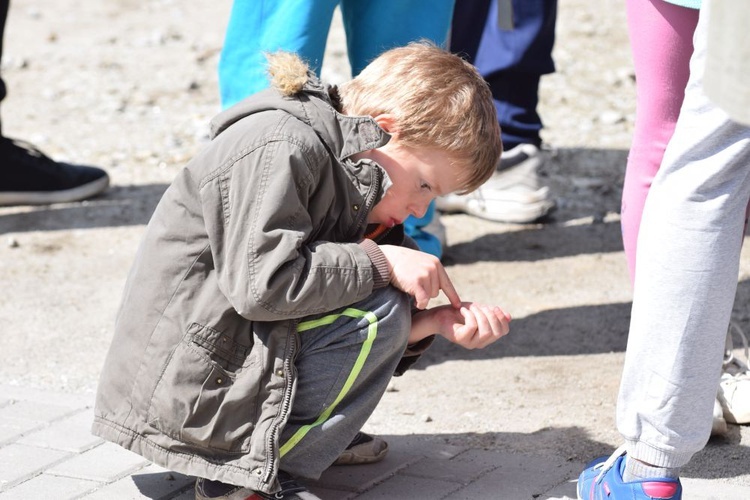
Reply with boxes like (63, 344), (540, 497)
(438, 267), (461, 308)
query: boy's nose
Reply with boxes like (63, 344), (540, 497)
(409, 203), (429, 219)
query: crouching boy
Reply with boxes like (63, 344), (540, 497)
(92, 42), (509, 500)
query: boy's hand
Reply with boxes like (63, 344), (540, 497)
(411, 303), (511, 349)
(445, 303), (511, 349)
(379, 245), (460, 309)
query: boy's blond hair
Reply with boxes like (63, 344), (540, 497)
(339, 42), (502, 194)
(267, 43), (502, 194)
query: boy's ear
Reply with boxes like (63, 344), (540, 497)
(372, 114), (398, 135)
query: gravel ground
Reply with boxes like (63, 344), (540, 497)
(1, 0), (749, 489)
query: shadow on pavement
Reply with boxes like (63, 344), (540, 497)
(686, 428), (750, 480)
(415, 300), (632, 368)
(0, 183), (168, 234)
(130, 470), (194, 499)
(444, 219), (623, 263)
(115, 431), (750, 500)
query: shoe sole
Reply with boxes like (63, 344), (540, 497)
(437, 197), (556, 223)
(0, 175), (109, 206)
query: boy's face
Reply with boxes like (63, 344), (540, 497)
(359, 140), (463, 228)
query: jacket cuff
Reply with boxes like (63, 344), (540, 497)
(359, 238), (390, 289)
(394, 335), (436, 376)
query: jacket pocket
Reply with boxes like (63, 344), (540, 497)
(147, 322), (260, 453)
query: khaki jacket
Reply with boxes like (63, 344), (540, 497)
(92, 76), (404, 492)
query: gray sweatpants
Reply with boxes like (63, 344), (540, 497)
(618, 0), (750, 469)
(279, 285), (412, 479)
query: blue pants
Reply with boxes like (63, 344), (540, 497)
(451, 0), (557, 149)
(219, 0), (455, 108)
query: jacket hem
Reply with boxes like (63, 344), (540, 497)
(91, 416), (270, 492)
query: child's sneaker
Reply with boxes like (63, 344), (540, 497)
(718, 322), (750, 424)
(333, 431), (388, 465)
(195, 471), (321, 500)
(711, 397), (728, 436)
(577, 446), (682, 500)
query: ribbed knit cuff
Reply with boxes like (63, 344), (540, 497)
(359, 238), (390, 289)
(627, 439), (693, 470)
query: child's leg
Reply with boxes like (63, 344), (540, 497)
(619, 1), (750, 470)
(279, 286), (412, 479)
(621, 0), (698, 284)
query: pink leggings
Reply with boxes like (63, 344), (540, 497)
(622, 0), (699, 284)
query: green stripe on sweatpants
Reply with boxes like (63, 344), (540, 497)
(279, 308), (378, 457)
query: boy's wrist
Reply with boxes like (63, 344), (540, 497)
(359, 238), (390, 288)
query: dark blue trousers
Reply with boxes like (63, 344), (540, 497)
(451, 0), (557, 149)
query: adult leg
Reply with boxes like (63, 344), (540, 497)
(619, 0), (750, 474)
(435, 0), (556, 224)
(452, 0), (556, 150)
(218, 0), (339, 108)
(279, 286), (412, 479)
(621, 0), (698, 283)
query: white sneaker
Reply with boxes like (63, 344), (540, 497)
(717, 321), (750, 424)
(435, 143), (555, 223)
(711, 397), (728, 436)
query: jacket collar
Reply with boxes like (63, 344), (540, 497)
(336, 114), (390, 161)
(210, 76), (390, 159)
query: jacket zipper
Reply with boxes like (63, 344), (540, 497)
(353, 165), (382, 236)
(262, 321), (299, 486)
(262, 165), (382, 485)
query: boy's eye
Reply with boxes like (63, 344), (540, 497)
(420, 181), (432, 192)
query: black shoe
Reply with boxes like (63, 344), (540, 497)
(0, 137), (109, 206)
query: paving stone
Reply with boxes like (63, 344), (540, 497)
(537, 464), (582, 500)
(354, 474), (462, 500)
(45, 442), (149, 482)
(400, 449), (504, 483)
(681, 477), (750, 500)
(311, 435), (462, 493)
(539, 478), (578, 499)
(0, 386), (93, 408)
(306, 484), (354, 500)
(0, 474), (100, 500)
(17, 409), (103, 452)
(312, 451), (420, 492)
(0, 443), (70, 491)
(80, 463), (194, 500)
(0, 420), (40, 447)
(0, 400), (79, 426)
(443, 453), (580, 500)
